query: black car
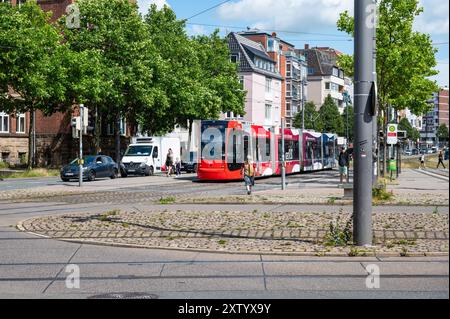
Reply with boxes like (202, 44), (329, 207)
(60, 155), (119, 182)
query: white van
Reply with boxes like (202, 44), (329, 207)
(121, 137), (181, 177)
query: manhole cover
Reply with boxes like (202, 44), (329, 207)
(88, 292), (159, 299)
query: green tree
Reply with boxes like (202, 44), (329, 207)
(293, 101), (321, 131)
(437, 124), (449, 142)
(62, 0), (164, 164)
(143, 5), (245, 144)
(337, 0), (438, 117)
(319, 95), (344, 134)
(338, 0), (438, 176)
(398, 117), (420, 142)
(0, 1), (71, 168)
(342, 104), (354, 142)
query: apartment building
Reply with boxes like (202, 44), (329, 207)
(237, 31), (308, 128)
(297, 45), (347, 113)
(226, 32), (283, 127)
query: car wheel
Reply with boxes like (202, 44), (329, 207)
(149, 166), (154, 176)
(111, 169), (118, 179)
(193, 164), (198, 173)
(88, 170), (96, 182)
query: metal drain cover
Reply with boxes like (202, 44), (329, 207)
(88, 292), (159, 299)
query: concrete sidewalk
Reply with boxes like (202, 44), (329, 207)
(0, 226), (448, 299)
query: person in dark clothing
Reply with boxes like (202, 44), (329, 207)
(437, 151), (446, 169)
(338, 148), (349, 184)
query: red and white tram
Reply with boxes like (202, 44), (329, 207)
(197, 120), (338, 181)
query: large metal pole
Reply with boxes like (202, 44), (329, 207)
(281, 118), (286, 190)
(372, 0), (378, 186)
(301, 79), (305, 131)
(79, 104), (84, 188)
(353, 0), (374, 246)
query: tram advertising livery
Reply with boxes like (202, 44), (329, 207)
(197, 120), (339, 181)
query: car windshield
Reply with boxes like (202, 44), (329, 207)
(70, 156), (96, 166)
(125, 146), (153, 157)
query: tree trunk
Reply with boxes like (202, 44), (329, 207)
(115, 113), (121, 165)
(187, 119), (193, 154)
(94, 106), (101, 154)
(27, 108), (35, 170)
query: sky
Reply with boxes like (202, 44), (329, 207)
(137, 0), (449, 87)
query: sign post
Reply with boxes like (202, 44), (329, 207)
(79, 104), (84, 188)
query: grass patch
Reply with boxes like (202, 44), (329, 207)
(323, 214), (353, 247)
(372, 181), (394, 202)
(158, 197), (176, 205)
(3, 168), (60, 179)
(0, 161), (9, 169)
(327, 197), (338, 204)
(98, 210), (120, 222)
(218, 240), (228, 246)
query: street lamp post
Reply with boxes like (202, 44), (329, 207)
(353, 0), (375, 246)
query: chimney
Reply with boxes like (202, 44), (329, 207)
(305, 44), (310, 50)
(272, 32), (277, 38)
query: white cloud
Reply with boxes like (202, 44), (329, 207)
(188, 24), (207, 36)
(218, 0), (353, 32)
(137, 0), (170, 15)
(415, 0), (449, 37)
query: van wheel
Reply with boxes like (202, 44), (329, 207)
(148, 166), (154, 176)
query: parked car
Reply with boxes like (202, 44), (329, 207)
(445, 148), (449, 161)
(403, 149), (412, 156)
(411, 149), (419, 156)
(60, 155), (119, 182)
(181, 151), (198, 174)
(431, 147), (438, 154)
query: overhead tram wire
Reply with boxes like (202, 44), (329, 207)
(185, 22), (351, 38)
(186, 0), (234, 21)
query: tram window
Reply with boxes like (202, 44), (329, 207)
(244, 135), (249, 161)
(266, 138), (271, 157)
(305, 142), (313, 160)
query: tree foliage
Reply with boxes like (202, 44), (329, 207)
(319, 95), (344, 134)
(398, 117), (420, 141)
(293, 101), (321, 131)
(437, 124), (449, 142)
(342, 104), (354, 142)
(337, 0), (438, 116)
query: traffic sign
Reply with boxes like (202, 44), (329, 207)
(387, 124), (398, 145)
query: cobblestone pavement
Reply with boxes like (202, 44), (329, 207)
(19, 209), (449, 257)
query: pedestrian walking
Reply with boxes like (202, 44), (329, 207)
(175, 158), (182, 177)
(437, 151), (446, 169)
(165, 149), (174, 177)
(241, 156), (256, 195)
(419, 154), (426, 170)
(338, 148), (349, 184)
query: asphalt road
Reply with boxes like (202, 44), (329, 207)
(0, 170), (448, 299)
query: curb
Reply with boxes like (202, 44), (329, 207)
(178, 201), (450, 207)
(16, 219), (449, 259)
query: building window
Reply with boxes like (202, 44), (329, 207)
(332, 67), (339, 77)
(325, 82), (330, 90)
(265, 104), (272, 121)
(265, 78), (272, 93)
(308, 67), (315, 75)
(230, 54), (239, 63)
(286, 82), (292, 96)
(16, 113), (25, 134)
(0, 112), (9, 133)
(331, 83), (339, 92)
(286, 62), (291, 77)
